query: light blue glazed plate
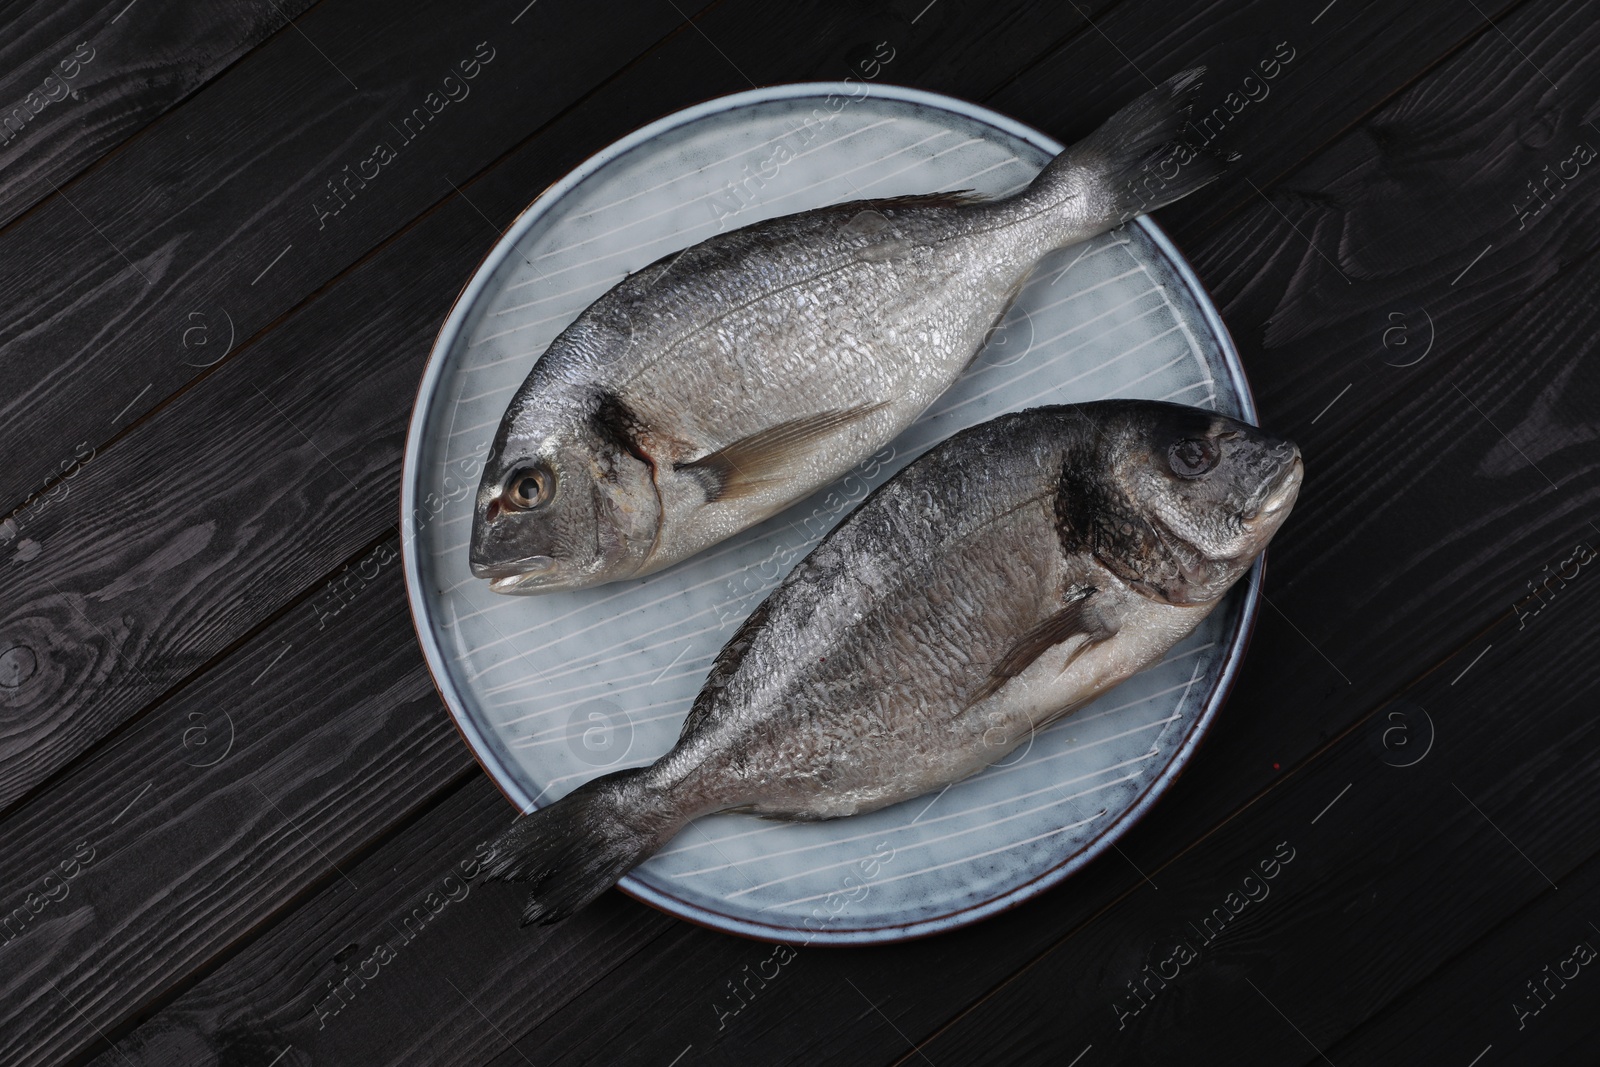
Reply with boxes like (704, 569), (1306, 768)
(401, 82), (1260, 944)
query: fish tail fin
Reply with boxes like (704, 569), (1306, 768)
(481, 768), (679, 925)
(1029, 67), (1232, 239)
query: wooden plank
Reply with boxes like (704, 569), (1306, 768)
(981, 0), (1532, 242)
(0, 559), (478, 1066)
(908, 538), (1600, 1063)
(0, 173), (501, 811)
(1189, 0), (1600, 440)
(82, 770), (683, 1067)
(0, 0), (693, 519)
(0, 0), (1136, 831)
(0, 0), (316, 228)
(1323, 849), (1600, 1065)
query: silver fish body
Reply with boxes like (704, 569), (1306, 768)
(471, 70), (1228, 593)
(483, 400), (1303, 924)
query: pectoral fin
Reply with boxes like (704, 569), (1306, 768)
(676, 402), (889, 503)
(969, 588), (1117, 705)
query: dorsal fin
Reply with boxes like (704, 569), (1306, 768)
(863, 189), (990, 212)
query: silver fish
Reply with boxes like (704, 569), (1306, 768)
(470, 70), (1228, 593)
(483, 400), (1303, 924)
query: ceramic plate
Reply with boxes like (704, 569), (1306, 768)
(401, 82), (1260, 944)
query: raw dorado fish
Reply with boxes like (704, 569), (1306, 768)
(470, 71), (1228, 593)
(483, 400), (1302, 923)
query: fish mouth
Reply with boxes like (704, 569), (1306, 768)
(1245, 452), (1303, 523)
(488, 572), (561, 595)
(472, 555), (559, 594)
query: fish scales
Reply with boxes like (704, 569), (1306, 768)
(660, 420), (1117, 816)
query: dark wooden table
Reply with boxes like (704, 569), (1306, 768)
(3, 0), (1597, 1063)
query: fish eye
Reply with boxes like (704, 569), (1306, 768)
(504, 464), (555, 510)
(1168, 438), (1219, 478)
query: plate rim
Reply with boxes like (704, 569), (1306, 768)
(399, 80), (1261, 944)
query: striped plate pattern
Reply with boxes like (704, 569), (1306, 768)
(401, 83), (1259, 943)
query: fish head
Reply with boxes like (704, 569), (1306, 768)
(469, 389), (661, 595)
(1067, 400), (1303, 605)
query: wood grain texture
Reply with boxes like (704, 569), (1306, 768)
(1322, 847), (1600, 1065)
(0, 560), (472, 1066)
(5, 0), (1600, 1063)
(982, 0), (1530, 243)
(0, 0), (694, 520)
(82, 772), (684, 1067)
(0, 0), (315, 229)
(1192, 0), (1600, 439)
(0, 174), (498, 811)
